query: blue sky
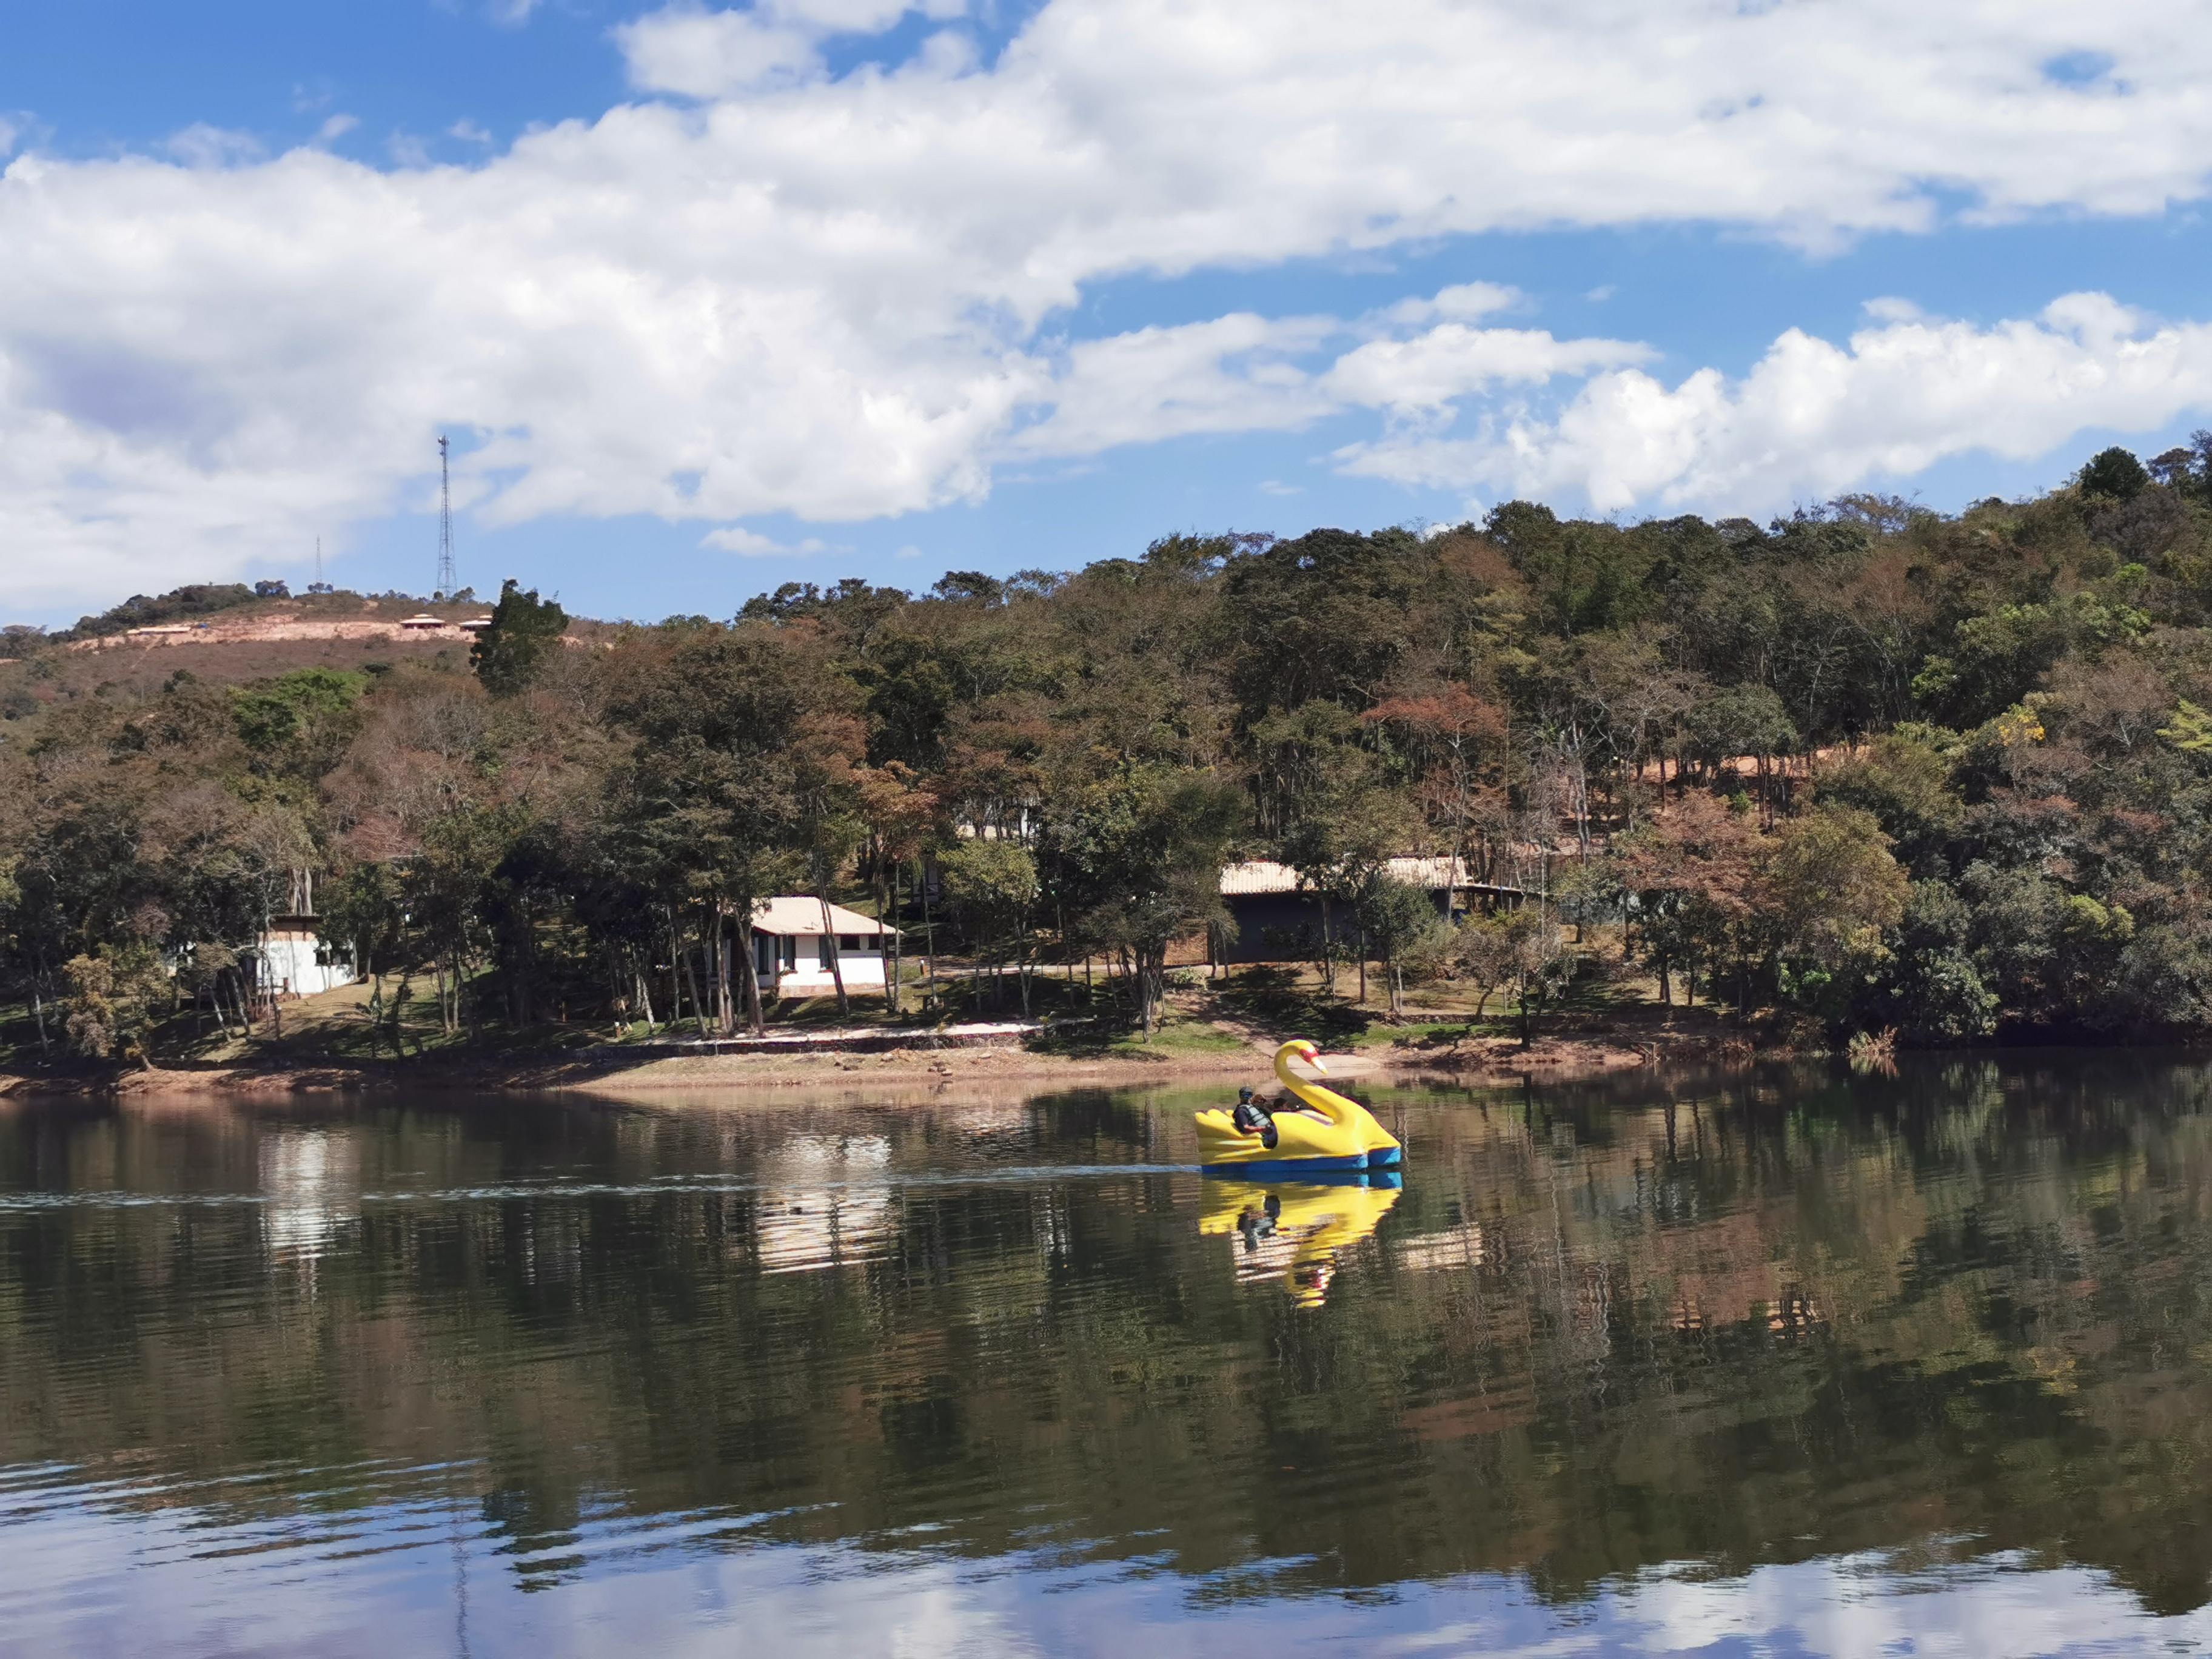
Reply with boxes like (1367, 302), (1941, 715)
(5, 0), (2212, 623)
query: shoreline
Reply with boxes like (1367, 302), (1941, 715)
(0, 1024), (1723, 1101)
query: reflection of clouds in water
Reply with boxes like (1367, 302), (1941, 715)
(257, 1129), (360, 1260)
(2, 1492), (2207, 1659)
(754, 1134), (895, 1275)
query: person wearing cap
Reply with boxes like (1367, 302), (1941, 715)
(1230, 1085), (1278, 1147)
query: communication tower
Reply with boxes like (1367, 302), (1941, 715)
(434, 435), (458, 600)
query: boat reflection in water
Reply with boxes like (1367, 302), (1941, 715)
(1199, 1173), (1400, 1308)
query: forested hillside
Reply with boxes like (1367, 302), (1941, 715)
(7, 440), (2212, 1062)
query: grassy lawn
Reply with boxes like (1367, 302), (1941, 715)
(1026, 1015), (1248, 1061)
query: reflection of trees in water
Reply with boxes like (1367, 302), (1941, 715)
(3, 1059), (2212, 1611)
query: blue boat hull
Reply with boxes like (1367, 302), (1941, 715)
(1199, 1147), (1402, 1179)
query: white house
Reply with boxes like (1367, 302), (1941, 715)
(751, 897), (898, 998)
(250, 914), (355, 999)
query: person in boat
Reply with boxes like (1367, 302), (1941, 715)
(1230, 1085), (1278, 1147)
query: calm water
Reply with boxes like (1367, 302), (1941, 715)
(5, 1062), (2212, 1657)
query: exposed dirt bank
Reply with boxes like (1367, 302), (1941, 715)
(0, 1021), (1741, 1101)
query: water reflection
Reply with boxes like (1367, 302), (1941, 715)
(753, 1132), (896, 1274)
(259, 1127), (360, 1260)
(1199, 1176), (1400, 1308)
(2, 1059), (2212, 1655)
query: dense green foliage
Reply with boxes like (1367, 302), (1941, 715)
(56, 582), (257, 642)
(471, 579), (569, 697)
(13, 439), (2212, 1056)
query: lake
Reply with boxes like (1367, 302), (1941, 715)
(3, 1059), (2211, 1657)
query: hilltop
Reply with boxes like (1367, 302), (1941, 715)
(0, 587), (616, 717)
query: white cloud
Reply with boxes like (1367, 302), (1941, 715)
(1336, 293), (2212, 515)
(615, 0), (971, 99)
(13, 0), (2212, 608)
(1009, 313), (1333, 457)
(701, 526), (838, 554)
(315, 114), (359, 145)
(1322, 326), (1650, 417)
(448, 120), (494, 146)
(163, 124), (263, 168)
(614, 9), (823, 95)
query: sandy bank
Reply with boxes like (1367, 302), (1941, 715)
(0, 1022), (1729, 1101)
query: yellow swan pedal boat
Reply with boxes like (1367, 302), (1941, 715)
(1195, 1039), (1403, 1175)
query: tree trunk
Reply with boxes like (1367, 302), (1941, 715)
(683, 925), (709, 1037)
(712, 906), (733, 1034)
(737, 916), (765, 1036)
(30, 973), (50, 1058)
(666, 909), (683, 1033)
(1319, 893), (1335, 992)
(922, 864), (938, 1002)
(888, 862), (903, 1016)
(817, 892), (850, 1016)
(720, 924), (737, 1034)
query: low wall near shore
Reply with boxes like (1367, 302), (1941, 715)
(558, 1021), (1047, 1065)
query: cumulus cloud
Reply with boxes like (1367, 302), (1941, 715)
(1322, 325), (1650, 418)
(614, 0), (968, 96)
(1336, 293), (2212, 516)
(701, 526), (838, 554)
(614, 8), (823, 94)
(12, 0), (2212, 608)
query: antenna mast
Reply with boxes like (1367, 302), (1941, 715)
(435, 435), (458, 600)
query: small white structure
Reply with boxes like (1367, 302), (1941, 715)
(252, 914), (355, 999)
(751, 897), (897, 997)
(397, 614), (447, 631)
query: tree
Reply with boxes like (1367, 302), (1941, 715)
(1817, 728), (1963, 876)
(1614, 793), (1760, 1008)
(472, 579), (569, 697)
(1488, 908), (1575, 1048)
(939, 839), (1040, 1013)
(1452, 912), (1515, 1022)
(1050, 766), (1244, 1034)
(2080, 446), (2148, 501)
(1358, 876), (1446, 1019)
(1760, 802), (1908, 1023)
(61, 945), (171, 1067)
